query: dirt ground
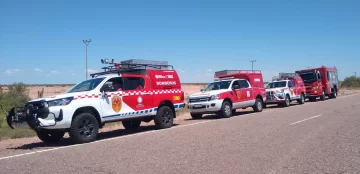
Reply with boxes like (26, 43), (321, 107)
(0, 86), (359, 156)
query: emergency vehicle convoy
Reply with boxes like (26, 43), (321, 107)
(5, 59), (185, 144)
(264, 73), (306, 107)
(187, 70), (266, 119)
(295, 66), (339, 101)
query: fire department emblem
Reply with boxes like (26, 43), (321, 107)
(111, 94), (122, 113)
(236, 91), (241, 100)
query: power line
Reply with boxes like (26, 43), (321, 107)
(83, 39), (91, 80)
(249, 60), (256, 70)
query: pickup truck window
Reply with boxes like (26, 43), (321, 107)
(239, 80), (249, 88)
(67, 77), (106, 93)
(266, 81), (287, 89)
(100, 77), (124, 92)
(203, 80), (232, 91)
(123, 77), (145, 90)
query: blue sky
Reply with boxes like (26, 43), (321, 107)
(1, 0), (359, 84)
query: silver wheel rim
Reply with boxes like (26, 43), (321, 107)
(257, 101), (262, 110)
(286, 97), (290, 105)
(225, 104), (231, 115)
(302, 95), (304, 102)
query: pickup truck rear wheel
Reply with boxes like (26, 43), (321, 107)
(154, 106), (174, 129)
(253, 98), (263, 112)
(297, 94), (305, 104)
(69, 112), (99, 144)
(36, 129), (65, 143)
(122, 120), (141, 130)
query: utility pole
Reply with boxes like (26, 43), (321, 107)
(249, 60), (256, 70)
(83, 39), (91, 80)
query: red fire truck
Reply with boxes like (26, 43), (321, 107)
(295, 66), (339, 101)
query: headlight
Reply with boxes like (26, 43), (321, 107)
(209, 94), (220, 100)
(47, 97), (74, 107)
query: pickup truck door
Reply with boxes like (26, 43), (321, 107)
(98, 77), (128, 121)
(239, 80), (254, 107)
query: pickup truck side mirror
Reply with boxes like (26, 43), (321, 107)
(100, 89), (106, 98)
(200, 89), (204, 92)
(232, 85), (239, 90)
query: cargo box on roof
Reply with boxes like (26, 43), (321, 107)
(214, 70), (264, 88)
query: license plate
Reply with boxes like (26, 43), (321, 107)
(193, 104), (202, 108)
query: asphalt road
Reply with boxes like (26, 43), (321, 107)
(1, 93), (360, 174)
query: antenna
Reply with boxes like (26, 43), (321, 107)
(83, 39), (91, 80)
(249, 60), (256, 70)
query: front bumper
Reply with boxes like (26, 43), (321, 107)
(187, 99), (224, 114)
(265, 92), (286, 103)
(5, 100), (66, 130)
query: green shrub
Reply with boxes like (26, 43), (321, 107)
(340, 76), (360, 89)
(0, 82), (34, 140)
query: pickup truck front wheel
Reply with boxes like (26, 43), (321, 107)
(69, 112), (99, 144)
(36, 129), (65, 144)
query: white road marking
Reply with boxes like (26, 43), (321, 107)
(289, 115), (322, 125)
(0, 120), (214, 161)
(0, 110), (273, 161)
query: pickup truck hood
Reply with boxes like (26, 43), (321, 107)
(29, 91), (90, 102)
(266, 88), (287, 93)
(190, 89), (229, 98)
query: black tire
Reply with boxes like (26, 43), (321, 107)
(122, 120), (141, 130)
(320, 88), (326, 101)
(36, 129), (65, 143)
(297, 94), (305, 104)
(190, 113), (203, 119)
(329, 88), (337, 99)
(220, 101), (232, 118)
(154, 105), (174, 129)
(69, 112), (99, 144)
(253, 98), (263, 112)
(284, 95), (291, 107)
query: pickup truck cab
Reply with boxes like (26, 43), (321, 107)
(187, 70), (266, 119)
(264, 73), (306, 107)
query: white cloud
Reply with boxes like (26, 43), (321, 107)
(4, 69), (22, 75)
(177, 68), (186, 73)
(50, 70), (60, 74)
(34, 68), (43, 72)
(206, 69), (212, 72)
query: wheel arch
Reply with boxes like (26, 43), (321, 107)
(72, 106), (102, 128)
(157, 100), (176, 118)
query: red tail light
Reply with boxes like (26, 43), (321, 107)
(181, 91), (184, 101)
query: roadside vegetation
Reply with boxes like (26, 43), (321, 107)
(340, 76), (360, 89)
(0, 83), (36, 141)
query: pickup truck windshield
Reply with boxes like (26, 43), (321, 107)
(266, 81), (287, 88)
(203, 80), (232, 91)
(66, 77), (106, 93)
(298, 72), (317, 84)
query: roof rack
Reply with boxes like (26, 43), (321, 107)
(214, 70), (261, 78)
(272, 72), (300, 81)
(90, 59), (174, 78)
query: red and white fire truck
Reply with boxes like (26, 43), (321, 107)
(187, 70), (266, 119)
(5, 59), (185, 144)
(264, 73), (306, 107)
(295, 66), (339, 101)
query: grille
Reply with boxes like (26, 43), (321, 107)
(189, 97), (209, 103)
